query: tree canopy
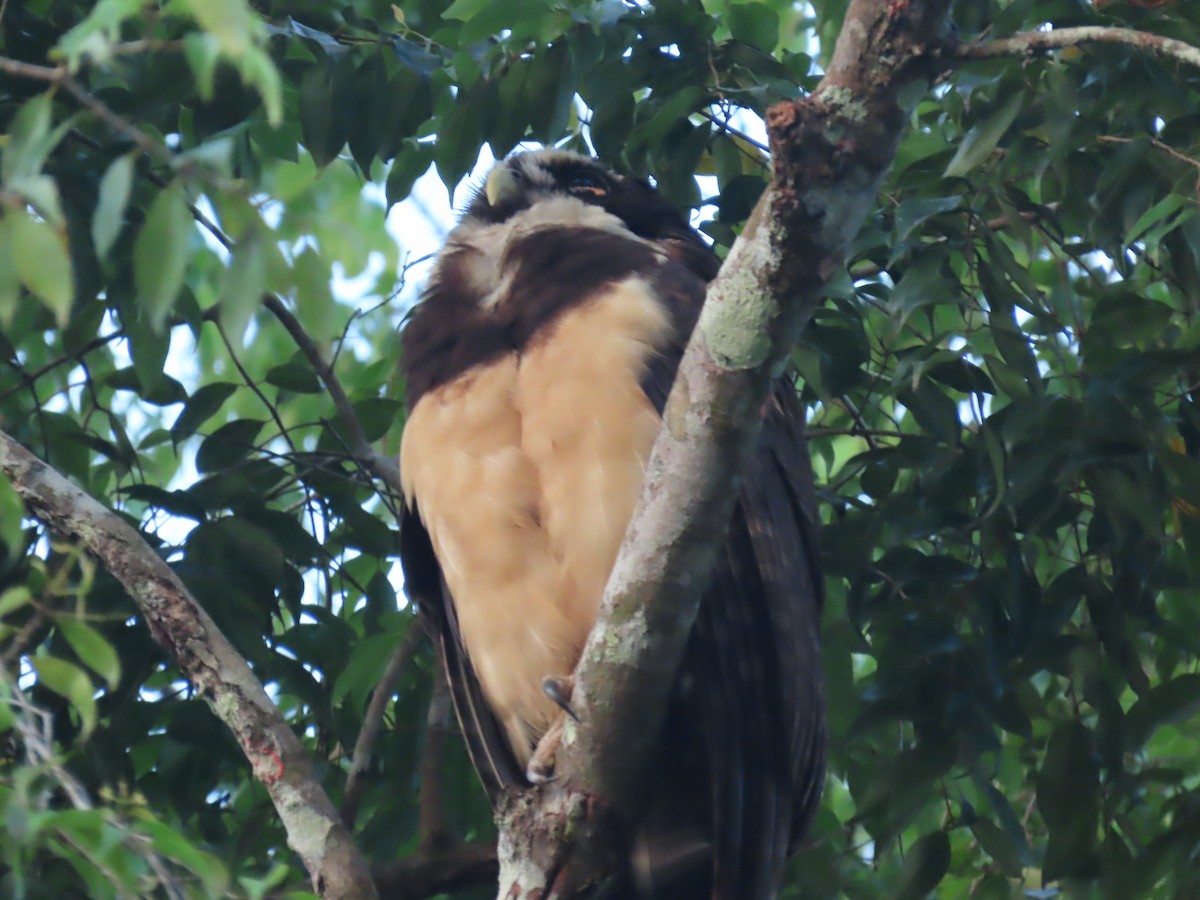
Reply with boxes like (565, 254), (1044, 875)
(2, 0), (1200, 897)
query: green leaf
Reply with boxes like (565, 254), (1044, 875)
(894, 830), (951, 900)
(728, 2), (780, 52)
(56, 618), (121, 689)
(330, 632), (403, 709)
(91, 153), (135, 260)
(351, 398), (404, 443)
(264, 361), (322, 394)
(55, 0), (144, 69)
(2, 94), (52, 182)
(0, 215), (18, 327)
(0, 475), (24, 560)
(171, 383), (238, 443)
(0, 587), (32, 618)
(971, 818), (1023, 877)
(30, 657), (97, 736)
(8, 173), (66, 226)
(299, 62), (350, 169)
(138, 819), (227, 888)
(435, 96), (486, 197)
(386, 142), (435, 208)
(1037, 721), (1098, 829)
(0, 685), (14, 733)
(893, 195), (963, 243)
(195, 419), (265, 474)
(944, 92), (1023, 178)
(293, 248), (334, 346)
(896, 379), (959, 443)
(10, 211), (74, 325)
(1126, 192), (1190, 246)
(177, 0), (259, 57)
(126, 310), (171, 396)
(133, 182), (193, 331)
(183, 32), (220, 101)
(441, 0), (490, 20)
(1124, 673), (1200, 751)
(122, 484), (207, 521)
(237, 45), (283, 127)
(218, 230), (267, 343)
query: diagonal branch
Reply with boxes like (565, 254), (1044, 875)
(261, 295), (402, 495)
(952, 24), (1200, 70)
(0, 430), (379, 900)
(496, 0), (959, 893)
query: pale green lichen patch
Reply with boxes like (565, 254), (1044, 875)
(664, 369), (690, 438)
(281, 793), (335, 860)
(561, 714), (577, 747)
(699, 233), (778, 371)
(821, 85), (868, 121)
(595, 604), (649, 666)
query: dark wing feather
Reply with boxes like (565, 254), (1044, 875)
(649, 388), (824, 900)
(399, 503), (525, 799)
(641, 249), (825, 898)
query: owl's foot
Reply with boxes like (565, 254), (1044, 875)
(542, 674), (577, 720)
(526, 675), (578, 783)
(527, 714), (564, 784)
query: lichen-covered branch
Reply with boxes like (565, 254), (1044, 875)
(496, 0), (957, 893)
(954, 24), (1200, 70)
(0, 430), (379, 900)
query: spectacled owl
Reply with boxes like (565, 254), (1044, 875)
(398, 149), (824, 899)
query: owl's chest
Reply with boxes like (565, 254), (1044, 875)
(399, 276), (674, 758)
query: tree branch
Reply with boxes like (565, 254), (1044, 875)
(417, 668), (453, 849)
(953, 25), (1200, 70)
(372, 842), (498, 900)
(0, 431), (379, 900)
(496, 0), (958, 892)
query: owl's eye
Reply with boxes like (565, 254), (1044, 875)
(566, 171), (608, 197)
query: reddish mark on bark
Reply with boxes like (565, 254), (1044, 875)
(249, 739), (284, 785)
(766, 100), (797, 132)
(887, 0), (910, 14)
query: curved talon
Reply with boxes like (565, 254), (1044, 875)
(527, 715), (565, 783)
(542, 674), (578, 721)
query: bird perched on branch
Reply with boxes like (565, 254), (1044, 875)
(398, 148), (824, 899)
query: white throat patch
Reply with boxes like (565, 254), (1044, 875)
(440, 196), (647, 310)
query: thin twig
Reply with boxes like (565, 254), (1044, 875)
(850, 205), (1058, 280)
(0, 332), (124, 406)
(258, 295), (401, 492)
(213, 319), (300, 456)
(340, 622), (424, 829)
(0, 57), (175, 165)
(418, 668), (452, 850)
(698, 108), (770, 154)
(1098, 134), (1200, 173)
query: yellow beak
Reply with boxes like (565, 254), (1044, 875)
(485, 165), (521, 206)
